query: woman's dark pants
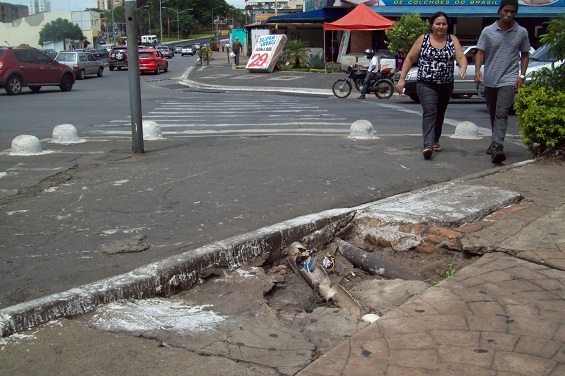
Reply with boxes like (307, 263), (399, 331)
(416, 81), (454, 148)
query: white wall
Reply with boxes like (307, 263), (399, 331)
(0, 11), (101, 50)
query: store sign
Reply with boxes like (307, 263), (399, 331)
(246, 34), (288, 73)
(305, 0), (564, 10)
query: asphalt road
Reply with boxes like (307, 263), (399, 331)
(0, 58), (529, 308)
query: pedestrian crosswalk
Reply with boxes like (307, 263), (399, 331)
(91, 97), (353, 138)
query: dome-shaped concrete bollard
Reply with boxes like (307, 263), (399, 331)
(10, 135), (44, 156)
(349, 120), (374, 139)
(51, 124), (84, 144)
(450, 121), (482, 140)
(143, 120), (165, 140)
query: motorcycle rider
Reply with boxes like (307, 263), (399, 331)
(358, 48), (381, 99)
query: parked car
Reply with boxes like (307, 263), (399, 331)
(174, 45), (184, 54)
(181, 45), (196, 56)
(108, 46), (128, 70)
(0, 45), (75, 95)
(90, 48), (109, 59)
(55, 51), (104, 79)
(138, 49), (168, 74)
(41, 48), (58, 59)
(156, 45), (174, 59)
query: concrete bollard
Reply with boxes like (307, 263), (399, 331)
(51, 124), (85, 144)
(349, 120), (374, 139)
(450, 121), (482, 140)
(10, 135), (45, 156)
(142, 120), (165, 140)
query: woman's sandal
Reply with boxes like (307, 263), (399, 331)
(433, 144), (443, 152)
(423, 147), (433, 160)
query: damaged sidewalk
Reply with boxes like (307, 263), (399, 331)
(1, 161), (565, 376)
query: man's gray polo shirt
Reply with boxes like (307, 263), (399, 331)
(477, 21), (530, 87)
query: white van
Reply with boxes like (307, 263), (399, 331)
(141, 35), (159, 45)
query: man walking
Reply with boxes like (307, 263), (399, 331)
(474, 0), (530, 163)
(232, 37), (243, 66)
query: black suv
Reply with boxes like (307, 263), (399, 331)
(0, 46), (75, 95)
(109, 46), (128, 71)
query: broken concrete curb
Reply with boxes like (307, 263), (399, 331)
(0, 209), (354, 337)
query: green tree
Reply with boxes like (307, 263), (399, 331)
(39, 18), (86, 45)
(385, 13), (428, 54)
(283, 39), (310, 68)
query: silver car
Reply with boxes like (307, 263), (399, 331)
(156, 45), (174, 59)
(55, 51), (104, 79)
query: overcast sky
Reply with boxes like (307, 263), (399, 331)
(4, 1), (249, 10)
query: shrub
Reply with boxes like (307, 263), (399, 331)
(307, 52), (325, 69)
(515, 16), (565, 158)
(515, 85), (565, 155)
(283, 39), (309, 68)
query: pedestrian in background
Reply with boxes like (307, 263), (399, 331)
(232, 37), (243, 66)
(474, 0), (530, 164)
(396, 12), (467, 160)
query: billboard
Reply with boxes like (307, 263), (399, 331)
(304, 0), (564, 10)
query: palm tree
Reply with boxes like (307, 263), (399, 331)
(283, 39), (309, 68)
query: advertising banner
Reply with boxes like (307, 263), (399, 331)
(305, 0), (564, 10)
(246, 34), (288, 73)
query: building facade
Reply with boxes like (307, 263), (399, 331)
(0, 2), (29, 23)
(0, 10), (102, 50)
(28, 0), (51, 15)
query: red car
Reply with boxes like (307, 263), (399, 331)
(138, 49), (168, 75)
(0, 46), (75, 95)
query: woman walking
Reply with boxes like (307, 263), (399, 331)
(396, 12), (467, 160)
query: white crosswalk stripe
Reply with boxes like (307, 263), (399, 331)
(91, 99), (352, 137)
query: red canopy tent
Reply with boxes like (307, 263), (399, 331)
(323, 3), (395, 31)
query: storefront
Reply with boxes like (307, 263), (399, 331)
(303, 0), (564, 46)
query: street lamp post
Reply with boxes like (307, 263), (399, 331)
(175, 9), (191, 41)
(159, 0), (169, 43)
(211, 7), (223, 45)
(139, 6), (151, 35)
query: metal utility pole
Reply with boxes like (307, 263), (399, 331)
(111, 0), (115, 44)
(125, 0), (144, 154)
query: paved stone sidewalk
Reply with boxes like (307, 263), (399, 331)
(299, 252), (565, 375)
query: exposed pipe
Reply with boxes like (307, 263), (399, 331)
(337, 239), (425, 281)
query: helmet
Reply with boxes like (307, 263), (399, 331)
(365, 48), (375, 58)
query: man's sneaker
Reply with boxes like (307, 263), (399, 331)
(357, 95), (365, 99)
(491, 144), (506, 163)
(486, 144), (493, 155)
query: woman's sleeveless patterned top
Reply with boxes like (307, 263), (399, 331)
(417, 33), (455, 84)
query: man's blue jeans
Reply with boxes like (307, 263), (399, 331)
(484, 86), (515, 147)
(360, 72), (375, 95)
(416, 81), (453, 148)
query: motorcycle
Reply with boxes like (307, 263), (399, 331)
(332, 66), (394, 99)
